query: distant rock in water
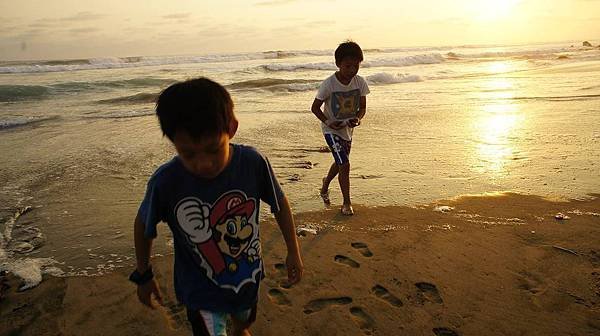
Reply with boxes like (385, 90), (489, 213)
(583, 41), (592, 47)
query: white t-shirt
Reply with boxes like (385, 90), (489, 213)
(316, 73), (370, 140)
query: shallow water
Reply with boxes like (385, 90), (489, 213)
(1, 42), (599, 286)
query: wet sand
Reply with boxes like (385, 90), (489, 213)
(1, 193), (600, 335)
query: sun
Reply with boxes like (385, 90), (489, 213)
(472, 0), (521, 21)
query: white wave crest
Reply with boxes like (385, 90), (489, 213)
(0, 117), (56, 130)
(366, 72), (423, 84)
(448, 46), (593, 59)
(0, 257), (64, 290)
(0, 52), (296, 74)
(0, 49), (339, 74)
(262, 53), (444, 72)
(262, 62), (338, 72)
(364, 53), (445, 67)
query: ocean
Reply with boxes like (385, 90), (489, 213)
(1, 41), (599, 289)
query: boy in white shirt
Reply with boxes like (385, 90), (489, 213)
(310, 41), (370, 215)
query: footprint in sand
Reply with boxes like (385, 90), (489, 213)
(516, 271), (544, 295)
(433, 327), (460, 336)
(351, 242), (373, 257)
(371, 285), (403, 307)
(303, 297), (352, 314)
(334, 255), (360, 268)
(593, 271), (600, 297)
(268, 288), (292, 306)
(273, 263), (292, 289)
(350, 306), (376, 335)
(415, 282), (443, 304)
(162, 300), (187, 329)
(274, 263), (286, 273)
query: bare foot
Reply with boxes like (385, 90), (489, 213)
(341, 204), (354, 216)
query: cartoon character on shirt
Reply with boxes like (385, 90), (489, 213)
(332, 89), (360, 119)
(175, 191), (260, 290)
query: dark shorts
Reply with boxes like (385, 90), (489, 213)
(325, 133), (352, 165)
(186, 304), (257, 336)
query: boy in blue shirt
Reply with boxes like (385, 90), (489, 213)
(311, 41), (370, 215)
(131, 78), (304, 336)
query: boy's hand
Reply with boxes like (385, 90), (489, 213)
(326, 120), (345, 130)
(137, 278), (164, 309)
(285, 252), (304, 285)
(347, 118), (360, 128)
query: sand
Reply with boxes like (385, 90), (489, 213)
(1, 193), (600, 336)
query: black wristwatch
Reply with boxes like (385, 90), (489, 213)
(129, 266), (154, 285)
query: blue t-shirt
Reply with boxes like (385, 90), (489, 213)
(138, 144), (284, 312)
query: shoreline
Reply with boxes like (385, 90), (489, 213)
(2, 192), (600, 335)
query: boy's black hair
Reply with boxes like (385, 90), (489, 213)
(155, 77), (235, 141)
(334, 41), (364, 64)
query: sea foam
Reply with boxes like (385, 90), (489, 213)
(260, 53), (445, 72)
(0, 50), (331, 74)
(366, 72), (423, 84)
(364, 53), (445, 67)
(0, 257), (64, 290)
(0, 117), (57, 130)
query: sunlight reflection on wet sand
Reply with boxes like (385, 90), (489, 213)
(473, 62), (523, 175)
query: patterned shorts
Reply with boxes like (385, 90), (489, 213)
(325, 133), (352, 165)
(186, 304), (257, 336)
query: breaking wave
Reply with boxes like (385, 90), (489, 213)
(510, 93), (600, 102)
(0, 117), (58, 130)
(227, 78), (320, 92)
(96, 93), (158, 105)
(0, 50), (336, 74)
(366, 73), (423, 84)
(0, 78), (174, 102)
(0, 85), (51, 102)
(260, 53), (445, 72)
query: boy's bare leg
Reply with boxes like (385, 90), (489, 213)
(231, 318), (252, 336)
(321, 162), (339, 194)
(338, 162), (351, 206)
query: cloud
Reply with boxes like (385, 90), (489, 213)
(22, 11), (105, 31)
(307, 20), (335, 26)
(426, 17), (469, 25)
(60, 12), (105, 22)
(255, 0), (297, 6)
(68, 27), (100, 35)
(162, 13), (192, 20)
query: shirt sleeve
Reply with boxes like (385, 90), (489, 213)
(137, 175), (165, 238)
(315, 77), (331, 101)
(359, 76), (370, 96)
(259, 154), (284, 213)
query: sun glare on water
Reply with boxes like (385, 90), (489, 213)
(471, 73), (524, 175)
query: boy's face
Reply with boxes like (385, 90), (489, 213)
(336, 57), (361, 82)
(172, 127), (234, 179)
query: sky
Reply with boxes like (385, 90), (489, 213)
(0, 0), (599, 61)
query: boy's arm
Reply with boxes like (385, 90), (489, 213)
(273, 195), (303, 284)
(311, 98), (328, 123)
(357, 96), (367, 120)
(133, 214), (163, 308)
(311, 98), (344, 130)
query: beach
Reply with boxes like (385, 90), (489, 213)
(1, 42), (600, 335)
(2, 193), (600, 335)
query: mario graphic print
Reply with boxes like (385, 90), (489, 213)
(331, 89), (361, 120)
(175, 190), (261, 292)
